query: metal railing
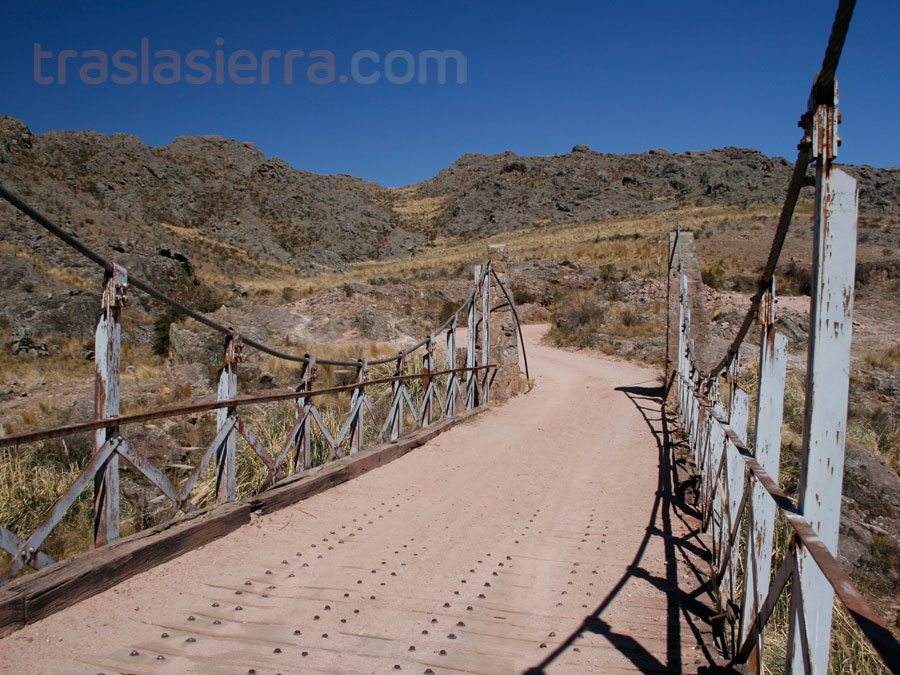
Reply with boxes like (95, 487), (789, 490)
(671, 2), (900, 671)
(0, 184), (513, 584)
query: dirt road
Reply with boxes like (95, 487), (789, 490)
(0, 325), (719, 674)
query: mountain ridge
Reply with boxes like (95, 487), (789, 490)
(2, 114), (899, 303)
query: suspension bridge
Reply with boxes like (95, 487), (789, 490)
(1, 1), (899, 672)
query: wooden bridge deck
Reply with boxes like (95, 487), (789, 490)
(0, 327), (722, 674)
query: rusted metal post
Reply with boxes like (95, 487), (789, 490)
(724, 384), (749, 605)
(391, 352), (405, 440)
(446, 316), (457, 417)
(350, 359), (367, 454)
(93, 263), (127, 547)
(726, 352), (741, 420)
(740, 285), (788, 670)
(707, 408), (726, 543)
(216, 332), (241, 503)
(481, 262), (491, 403)
(296, 356), (316, 469)
(466, 266), (480, 409)
(788, 79), (858, 675)
(422, 335), (434, 427)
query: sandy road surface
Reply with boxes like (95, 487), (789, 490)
(1, 325), (720, 674)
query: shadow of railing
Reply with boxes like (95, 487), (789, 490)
(523, 382), (726, 674)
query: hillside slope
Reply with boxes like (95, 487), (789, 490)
(3, 115), (899, 269)
(1, 114), (899, 341)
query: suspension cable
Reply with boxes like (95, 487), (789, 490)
(705, 0), (855, 382)
(0, 183), (489, 367)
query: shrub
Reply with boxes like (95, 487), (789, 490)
(152, 308), (180, 356)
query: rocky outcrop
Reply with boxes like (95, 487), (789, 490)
(839, 442), (900, 607)
(397, 146), (900, 239)
(2, 117), (898, 280)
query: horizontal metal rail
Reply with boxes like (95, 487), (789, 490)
(0, 177), (515, 583)
(668, 4), (900, 670)
(677, 377), (900, 670)
(0, 365), (496, 448)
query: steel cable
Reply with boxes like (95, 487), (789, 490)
(490, 268), (531, 387)
(705, 0), (855, 382)
(0, 182), (489, 367)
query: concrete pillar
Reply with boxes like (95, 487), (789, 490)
(487, 245), (521, 400)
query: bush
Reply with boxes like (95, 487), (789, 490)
(152, 308), (180, 356)
(701, 267), (723, 289)
(782, 260), (812, 295)
(547, 292), (606, 348)
(511, 283), (537, 305)
(620, 308), (640, 327)
(281, 286), (302, 303)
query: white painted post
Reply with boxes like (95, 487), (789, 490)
(724, 385), (749, 602)
(93, 263), (127, 547)
(709, 379), (728, 560)
(216, 333), (240, 503)
(788, 79), (858, 675)
(446, 318), (457, 417)
(740, 285), (788, 670)
(350, 359), (367, 455)
(391, 353), (404, 440)
(707, 417), (726, 548)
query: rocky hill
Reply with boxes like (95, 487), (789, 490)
(1, 114), (899, 341)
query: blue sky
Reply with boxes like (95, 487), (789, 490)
(1, 1), (897, 187)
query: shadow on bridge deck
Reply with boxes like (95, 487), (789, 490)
(0, 330), (733, 675)
(524, 383), (728, 674)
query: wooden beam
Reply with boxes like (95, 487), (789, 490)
(0, 590), (24, 637)
(0, 502), (249, 632)
(0, 406), (486, 634)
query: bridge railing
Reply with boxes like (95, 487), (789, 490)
(671, 2), (900, 671)
(0, 185), (512, 585)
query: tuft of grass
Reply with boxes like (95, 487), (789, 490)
(545, 286), (665, 355)
(848, 419), (900, 474)
(545, 290), (606, 348)
(864, 345), (900, 372)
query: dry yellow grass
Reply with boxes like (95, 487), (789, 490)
(0, 341), (165, 390)
(864, 344), (900, 372)
(0, 336), (93, 387)
(0, 242), (96, 289)
(232, 202), (812, 301)
(158, 222), (295, 284)
(390, 188), (451, 228)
